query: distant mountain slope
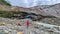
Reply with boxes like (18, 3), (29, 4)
(42, 3), (60, 18)
(0, 3), (60, 19)
(30, 3), (60, 18)
(0, 0), (11, 6)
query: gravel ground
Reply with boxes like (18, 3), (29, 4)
(0, 17), (60, 34)
(41, 18), (60, 26)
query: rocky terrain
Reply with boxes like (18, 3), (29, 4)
(0, 17), (60, 34)
(0, 0), (60, 34)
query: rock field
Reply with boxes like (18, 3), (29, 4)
(0, 17), (60, 34)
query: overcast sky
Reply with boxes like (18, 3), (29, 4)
(6, 0), (60, 8)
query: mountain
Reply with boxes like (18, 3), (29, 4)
(0, 0), (11, 6)
(0, 2), (60, 20)
(30, 3), (60, 18)
(42, 3), (60, 18)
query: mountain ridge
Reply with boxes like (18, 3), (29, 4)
(0, 3), (60, 20)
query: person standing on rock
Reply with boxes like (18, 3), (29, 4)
(26, 20), (30, 28)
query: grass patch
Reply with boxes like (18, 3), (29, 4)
(0, 11), (14, 18)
